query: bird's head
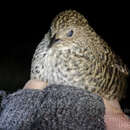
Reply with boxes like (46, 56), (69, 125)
(48, 10), (89, 49)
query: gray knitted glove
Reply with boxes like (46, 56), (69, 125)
(0, 85), (105, 130)
(0, 90), (7, 112)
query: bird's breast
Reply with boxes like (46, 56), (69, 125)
(43, 48), (91, 88)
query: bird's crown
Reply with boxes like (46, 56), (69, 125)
(51, 10), (88, 31)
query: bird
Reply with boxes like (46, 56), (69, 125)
(31, 10), (129, 100)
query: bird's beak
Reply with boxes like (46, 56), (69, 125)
(49, 34), (60, 48)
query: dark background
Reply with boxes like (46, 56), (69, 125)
(0, 2), (130, 115)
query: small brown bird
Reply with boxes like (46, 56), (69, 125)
(31, 10), (129, 100)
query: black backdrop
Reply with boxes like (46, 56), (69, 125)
(0, 2), (130, 115)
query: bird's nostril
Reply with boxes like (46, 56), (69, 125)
(49, 34), (60, 48)
(51, 34), (60, 43)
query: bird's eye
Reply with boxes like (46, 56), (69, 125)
(66, 30), (73, 37)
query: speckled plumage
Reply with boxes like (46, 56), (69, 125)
(31, 10), (129, 100)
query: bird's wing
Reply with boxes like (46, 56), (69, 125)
(111, 55), (129, 76)
(100, 40), (129, 76)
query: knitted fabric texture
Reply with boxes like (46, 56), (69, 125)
(0, 85), (105, 130)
